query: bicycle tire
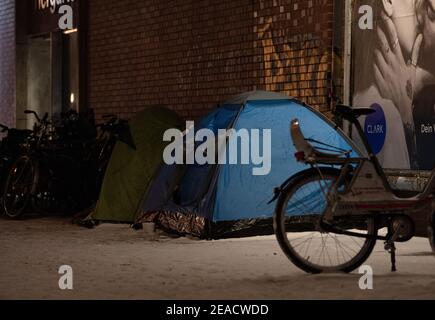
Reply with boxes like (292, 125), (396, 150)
(273, 167), (378, 274)
(2, 156), (38, 219)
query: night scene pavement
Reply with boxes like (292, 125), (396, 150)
(0, 216), (434, 300)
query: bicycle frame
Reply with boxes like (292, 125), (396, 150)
(290, 118), (435, 222)
(273, 110), (434, 273)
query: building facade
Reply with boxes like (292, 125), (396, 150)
(0, 0), (342, 127)
(0, 0), (432, 237)
(0, 0), (15, 128)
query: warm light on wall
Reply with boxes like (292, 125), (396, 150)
(63, 28), (78, 35)
(70, 93), (75, 104)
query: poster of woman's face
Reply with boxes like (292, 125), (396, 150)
(353, 0), (435, 170)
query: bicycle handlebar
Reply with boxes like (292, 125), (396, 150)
(24, 110), (41, 122)
(0, 123), (9, 132)
(24, 110), (52, 128)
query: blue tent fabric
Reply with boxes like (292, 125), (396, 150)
(214, 99), (355, 222)
(137, 91), (361, 239)
(175, 105), (240, 211)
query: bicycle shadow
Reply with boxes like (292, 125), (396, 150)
(242, 272), (435, 299)
(398, 251), (434, 257)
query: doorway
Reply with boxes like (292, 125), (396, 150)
(20, 35), (51, 129)
(17, 31), (80, 130)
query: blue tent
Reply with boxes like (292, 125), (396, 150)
(137, 91), (361, 239)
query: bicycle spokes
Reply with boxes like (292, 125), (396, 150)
(274, 168), (377, 273)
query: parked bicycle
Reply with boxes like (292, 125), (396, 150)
(2, 110), (73, 218)
(1, 109), (131, 219)
(273, 104), (435, 274)
(0, 123), (32, 198)
(88, 114), (132, 198)
(63, 113), (132, 209)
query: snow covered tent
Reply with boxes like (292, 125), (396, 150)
(136, 91), (361, 239)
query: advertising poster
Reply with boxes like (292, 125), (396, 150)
(352, 0), (435, 170)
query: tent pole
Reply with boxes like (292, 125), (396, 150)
(343, 0), (353, 106)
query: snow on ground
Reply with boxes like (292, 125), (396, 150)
(0, 216), (434, 300)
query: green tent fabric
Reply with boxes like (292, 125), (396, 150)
(92, 107), (183, 223)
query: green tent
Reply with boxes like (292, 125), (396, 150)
(92, 107), (183, 223)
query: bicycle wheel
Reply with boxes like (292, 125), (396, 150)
(274, 167), (378, 274)
(2, 156), (38, 219)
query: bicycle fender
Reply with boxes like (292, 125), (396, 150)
(267, 168), (315, 205)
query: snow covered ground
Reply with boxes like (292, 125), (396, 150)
(0, 216), (434, 300)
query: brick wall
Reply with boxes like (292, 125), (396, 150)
(88, 0), (335, 121)
(0, 0), (15, 128)
(254, 0), (334, 112)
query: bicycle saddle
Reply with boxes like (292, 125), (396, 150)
(334, 104), (376, 121)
